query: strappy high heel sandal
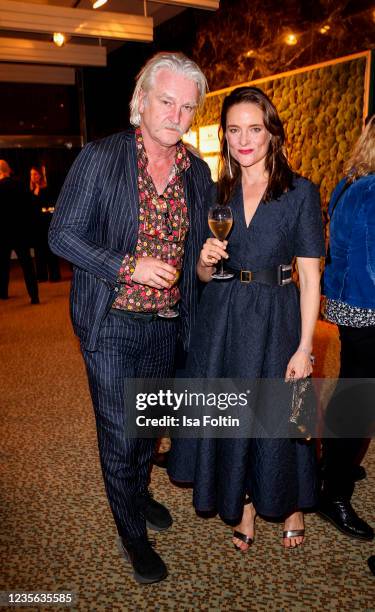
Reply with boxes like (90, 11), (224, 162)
(233, 497), (255, 553)
(282, 529), (305, 548)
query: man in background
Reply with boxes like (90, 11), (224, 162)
(0, 160), (39, 304)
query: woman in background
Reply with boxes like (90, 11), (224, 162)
(30, 165), (61, 282)
(320, 115), (375, 542)
(169, 86), (325, 550)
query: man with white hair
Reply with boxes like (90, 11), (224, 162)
(49, 52), (211, 583)
(0, 159), (39, 304)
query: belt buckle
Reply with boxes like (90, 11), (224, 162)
(240, 270), (252, 283)
(278, 264), (292, 286)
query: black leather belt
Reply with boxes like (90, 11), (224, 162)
(227, 264), (293, 286)
(111, 308), (160, 321)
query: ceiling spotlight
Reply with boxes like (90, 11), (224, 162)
(319, 24), (331, 34)
(53, 32), (66, 47)
(92, 0), (108, 8)
(285, 33), (298, 45)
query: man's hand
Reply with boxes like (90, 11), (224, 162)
(132, 257), (177, 289)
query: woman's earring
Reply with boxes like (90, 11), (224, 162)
(227, 140), (233, 179)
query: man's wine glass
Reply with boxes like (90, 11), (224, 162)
(158, 253), (182, 319)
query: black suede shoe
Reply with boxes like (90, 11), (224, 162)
(353, 464), (367, 482)
(318, 498), (374, 541)
(118, 536), (167, 584)
(137, 490), (172, 532)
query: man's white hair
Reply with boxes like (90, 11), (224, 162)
(129, 51), (208, 126)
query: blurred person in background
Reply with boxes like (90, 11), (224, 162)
(320, 115), (375, 541)
(0, 159), (39, 304)
(29, 165), (61, 282)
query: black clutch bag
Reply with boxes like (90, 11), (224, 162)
(289, 376), (316, 440)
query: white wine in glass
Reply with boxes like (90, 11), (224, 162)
(158, 258), (182, 319)
(208, 205), (234, 279)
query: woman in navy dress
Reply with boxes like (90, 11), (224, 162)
(168, 87), (325, 550)
(29, 165), (61, 282)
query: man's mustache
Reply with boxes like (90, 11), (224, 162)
(162, 122), (185, 135)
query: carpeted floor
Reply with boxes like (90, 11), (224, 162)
(1, 266), (374, 611)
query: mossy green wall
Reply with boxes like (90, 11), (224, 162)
(193, 56), (367, 208)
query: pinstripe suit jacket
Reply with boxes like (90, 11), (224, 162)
(49, 129), (212, 351)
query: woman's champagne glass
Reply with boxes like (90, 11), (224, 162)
(208, 205), (234, 280)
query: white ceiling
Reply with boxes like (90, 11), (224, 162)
(25, 0), (185, 28)
(0, 0), (217, 79)
(0, 0), (185, 74)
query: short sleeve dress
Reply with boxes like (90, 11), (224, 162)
(168, 175), (325, 521)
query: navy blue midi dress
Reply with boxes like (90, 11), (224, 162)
(168, 176), (325, 522)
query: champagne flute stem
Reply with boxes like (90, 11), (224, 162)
(219, 257), (224, 277)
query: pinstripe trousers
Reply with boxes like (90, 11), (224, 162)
(82, 308), (178, 540)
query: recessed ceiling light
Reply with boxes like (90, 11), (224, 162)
(53, 32), (66, 47)
(92, 0), (108, 8)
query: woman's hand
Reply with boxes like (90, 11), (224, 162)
(198, 237), (228, 268)
(285, 349), (313, 381)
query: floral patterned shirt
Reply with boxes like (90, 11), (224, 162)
(112, 128), (190, 312)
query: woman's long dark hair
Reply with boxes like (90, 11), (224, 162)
(30, 164), (47, 191)
(217, 86), (293, 205)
